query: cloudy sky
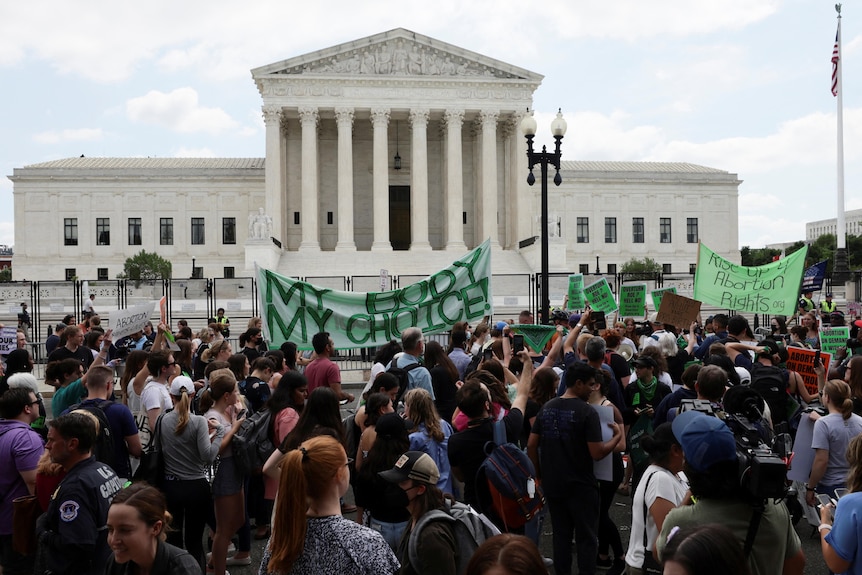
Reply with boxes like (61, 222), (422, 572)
(1, 0), (858, 251)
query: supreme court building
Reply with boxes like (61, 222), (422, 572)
(10, 28), (741, 282)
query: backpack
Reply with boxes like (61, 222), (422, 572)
(387, 361), (421, 404)
(408, 499), (501, 575)
(749, 363), (789, 426)
(232, 408), (275, 476)
(479, 419), (544, 531)
(69, 399), (117, 471)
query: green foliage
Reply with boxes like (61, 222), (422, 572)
(740, 246), (782, 267)
(620, 257), (662, 274)
(120, 250), (172, 286)
(0, 267), (10, 282)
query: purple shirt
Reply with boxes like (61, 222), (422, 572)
(0, 420), (44, 534)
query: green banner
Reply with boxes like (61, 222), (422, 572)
(509, 324), (559, 352)
(256, 240), (492, 349)
(820, 326), (850, 355)
(651, 287), (677, 312)
(584, 277), (618, 314)
(693, 243), (808, 316)
(567, 274), (585, 309)
(619, 284), (647, 318)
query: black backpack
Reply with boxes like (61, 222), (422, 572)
(387, 361), (421, 404)
(749, 363), (789, 426)
(69, 399), (118, 471)
(232, 408), (275, 476)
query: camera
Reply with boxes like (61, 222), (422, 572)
(679, 392), (790, 501)
(633, 321), (653, 337)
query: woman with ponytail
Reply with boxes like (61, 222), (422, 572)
(806, 379), (862, 507)
(261, 435), (399, 574)
(159, 375), (225, 571)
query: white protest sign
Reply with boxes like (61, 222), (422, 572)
(592, 404), (615, 482)
(0, 327), (17, 354)
(109, 302), (156, 339)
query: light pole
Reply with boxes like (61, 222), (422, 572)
(521, 109), (567, 325)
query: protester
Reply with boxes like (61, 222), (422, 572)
(403, 388), (455, 495)
(424, 340), (459, 422)
(661, 524), (752, 575)
(818, 433), (862, 573)
(465, 534), (548, 575)
(306, 332), (354, 403)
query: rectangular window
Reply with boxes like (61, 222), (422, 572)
(663, 263), (672, 274)
(64, 218), (78, 246)
(686, 217), (698, 243)
(632, 217), (644, 243)
(579, 264), (589, 274)
(222, 217), (236, 245)
(192, 267), (203, 279)
(160, 218), (173, 246)
(689, 263), (697, 274)
(128, 218), (142, 245)
(576, 217), (589, 243)
(191, 218), (205, 245)
(97, 267), (109, 281)
(327, 212), (334, 225)
(224, 266), (235, 279)
(293, 212), (300, 225)
(604, 217), (617, 243)
(96, 218), (110, 246)
(607, 263), (617, 275)
(65, 268), (76, 281)
(660, 217), (672, 243)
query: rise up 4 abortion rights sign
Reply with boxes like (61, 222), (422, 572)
(693, 243), (808, 316)
(257, 240), (492, 349)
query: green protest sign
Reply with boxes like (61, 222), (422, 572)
(584, 277), (618, 314)
(256, 240), (492, 349)
(820, 326), (850, 355)
(567, 274), (585, 309)
(651, 287), (677, 312)
(619, 284), (647, 317)
(693, 243), (808, 316)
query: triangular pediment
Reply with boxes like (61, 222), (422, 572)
(252, 28), (542, 82)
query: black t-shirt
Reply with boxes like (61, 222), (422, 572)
(447, 407), (524, 510)
(430, 365), (457, 423)
(530, 396), (602, 497)
(607, 352), (631, 387)
(241, 347), (260, 364)
(242, 376), (271, 413)
(48, 345), (94, 370)
(520, 399), (541, 446)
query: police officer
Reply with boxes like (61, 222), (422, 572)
(820, 292), (837, 316)
(37, 412), (122, 575)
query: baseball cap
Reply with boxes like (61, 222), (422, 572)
(170, 375), (195, 396)
(495, 321), (508, 331)
(671, 410), (736, 472)
(569, 313), (582, 325)
(378, 451), (440, 485)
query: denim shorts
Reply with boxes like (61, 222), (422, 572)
(212, 456), (243, 497)
(369, 517), (409, 552)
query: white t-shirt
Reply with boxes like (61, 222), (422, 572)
(625, 464), (688, 569)
(141, 380), (171, 412)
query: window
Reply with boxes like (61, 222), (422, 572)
(687, 218), (698, 243)
(64, 218), (78, 246)
(660, 217), (672, 243)
(96, 218), (110, 246)
(160, 218), (173, 246)
(97, 268), (109, 281)
(128, 218), (142, 245)
(689, 263), (697, 275)
(576, 217), (589, 243)
(327, 212), (333, 225)
(191, 218), (205, 245)
(65, 268), (76, 281)
(192, 267), (203, 279)
(224, 266), (235, 279)
(579, 264), (589, 274)
(222, 218), (236, 245)
(663, 263), (672, 274)
(604, 217), (617, 243)
(294, 212), (300, 225)
(607, 263), (617, 275)
(632, 217), (644, 243)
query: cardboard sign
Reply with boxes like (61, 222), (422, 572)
(656, 292), (702, 330)
(583, 277), (618, 314)
(650, 287), (677, 312)
(109, 302), (157, 340)
(0, 327), (17, 354)
(785, 347), (831, 396)
(567, 274), (585, 309)
(819, 326), (850, 356)
(619, 284), (647, 318)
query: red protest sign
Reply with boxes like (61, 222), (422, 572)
(784, 347), (830, 397)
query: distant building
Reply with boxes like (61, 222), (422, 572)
(0, 244), (11, 271)
(806, 209), (862, 241)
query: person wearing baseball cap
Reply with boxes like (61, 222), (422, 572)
(655, 411), (804, 575)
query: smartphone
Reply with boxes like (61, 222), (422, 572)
(483, 348), (494, 362)
(512, 334), (525, 354)
(592, 311), (607, 331)
(814, 349), (821, 367)
(236, 409), (247, 420)
(836, 488), (849, 499)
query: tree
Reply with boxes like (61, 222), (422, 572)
(119, 250), (172, 286)
(620, 257), (662, 274)
(740, 246), (782, 267)
(0, 268), (10, 282)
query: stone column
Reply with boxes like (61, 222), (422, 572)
(480, 110), (500, 248)
(262, 105), (284, 244)
(371, 107), (392, 251)
(508, 110), (530, 247)
(444, 109), (466, 251)
(334, 107), (356, 251)
(298, 106), (319, 251)
(409, 108), (432, 251)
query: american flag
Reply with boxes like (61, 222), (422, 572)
(832, 23), (840, 97)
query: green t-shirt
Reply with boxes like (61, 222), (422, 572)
(51, 378), (86, 416)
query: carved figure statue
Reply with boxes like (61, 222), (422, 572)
(375, 44), (392, 74)
(407, 46), (423, 75)
(249, 207), (273, 240)
(393, 40), (408, 73)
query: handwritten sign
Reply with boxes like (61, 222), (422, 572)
(656, 292), (702, 330)
(619, 284), (647, 318)
(820, 326), (850, 356)
(0, 327), (17, 354)
(650, 287), (677, 312)
(567, 274), (585, 309)
(109, 302), (157, 340)
(583, 277), (618, 314)
(849, 301), (861, 318)
(785, 347), (831, 396)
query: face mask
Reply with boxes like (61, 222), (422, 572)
(466, 331), (472, 339)
(391, 487), (411, 509)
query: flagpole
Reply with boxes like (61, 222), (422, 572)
(834, 5), (850, 281)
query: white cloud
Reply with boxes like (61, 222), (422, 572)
(0, 221), (13, 247)
(126, 88), (239, 135)
(31, 128), (104, 144)
(174, 147), (216, 157)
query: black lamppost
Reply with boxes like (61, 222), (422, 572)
(521, 109), (567, 325)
